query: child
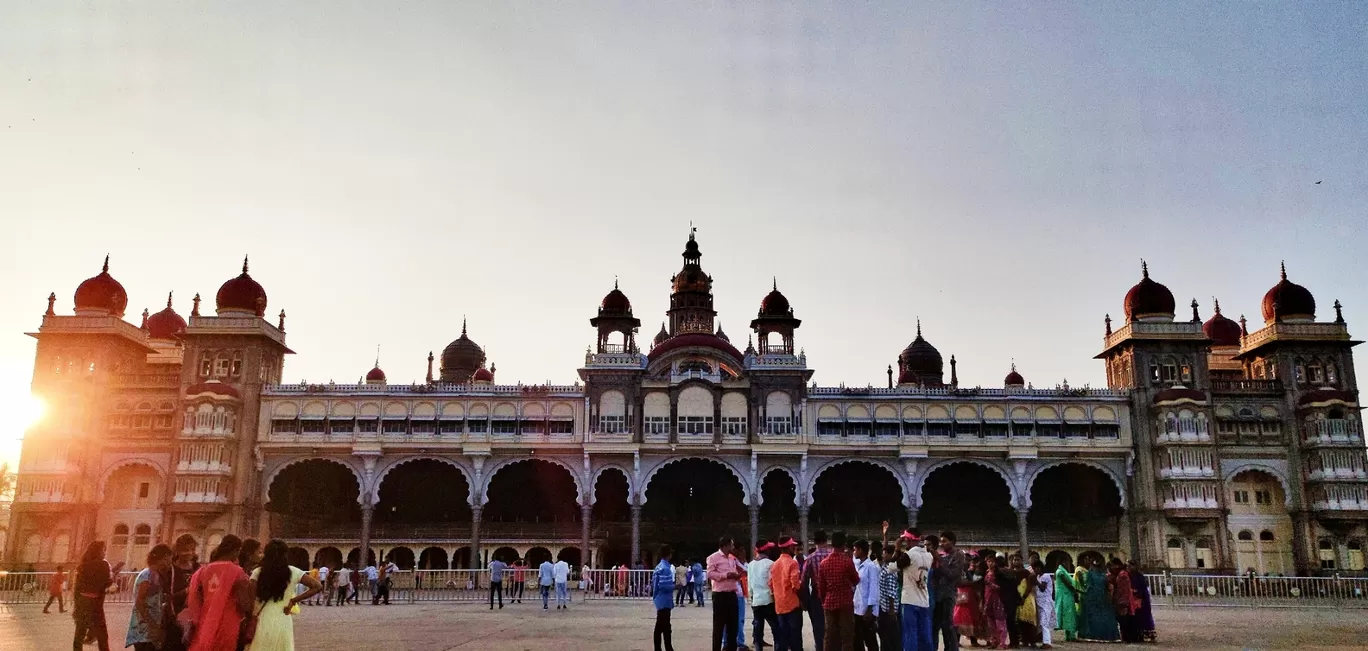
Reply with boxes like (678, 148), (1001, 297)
(43, 566), (66, 614)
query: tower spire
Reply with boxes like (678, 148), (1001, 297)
(166, 291), (174, 308)
(1141, 259), (1148, 279)
(242, 255), (249, 274)
(1280, 260), (1287, 281)
(102, 254), (110, 273)
(462, 316), (467, 336)
(1212, 297), (1221, 316)
(916, 318), (922, 338)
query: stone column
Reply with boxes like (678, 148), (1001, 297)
(799, 505), (810, 552)
(359, 500), (374, 570)
(1213, 516), (1232, 571)
(630, 504), (642, 566)
(581, 503), (593, 570)
(749, 503), (760, 551)
(1016, 507), (1030, 559)
(470, 505), (483, 570)
(906, 506), (918, 530)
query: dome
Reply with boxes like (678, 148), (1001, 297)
(1004, 364), (1025, 388)
(146, 292), (187, 340)
(759, 280), (791, 317)
(1202, 298), (1242, 347)
(365, 365), (386, 383)
(472, 366), (495, 383)
(73, 256), (128, 317)
(215, 256), (268, 316)
(672, 266), (710, 293)
(440, 318), (487, 382)
(646, 332), (744, 364)
(716, 323), (730, 343)
(652, 323), (670, 346)
(599, 280), (632, 314)
(1261, 263), (1316, 324)
(897, 322), (943, 384)
(1123, 261), (1175, 321)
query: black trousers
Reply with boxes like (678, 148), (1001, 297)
(878, 608), (900, 651)
(655, 608), (675, 651)
(855, 612), (880, 651)
(490, 580), (503, 608)
(512, 581), (525, 602)
(932, 598), (958, 651)
(72, 595), (109, 651)
(712, 591), (739, 651)
(753, 602), (779, 646)
(1000, 604), (1020, 648)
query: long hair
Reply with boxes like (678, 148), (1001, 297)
(256, 540), (292, 602)
(81, 540), (106, 563)
(209, 534), (243, 562)
(239, 538), (262, 571)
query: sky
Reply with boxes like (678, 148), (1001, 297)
(1, 2), (1366, 468)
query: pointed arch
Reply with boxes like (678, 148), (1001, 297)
(263, 457), (365, 504)
(641, 456), (752, 506)
(1224, 462), (1293, 507)
(590, 463), (635, 505)
(480, 456), (586, 506)
(371, 455), (476, 505)
(759, 465), (800, 507)
(915, 458), (1017, 508)
(1025, 460), (1127, 509)
(97, 458), (166, 501)
(807, 457), (909, 508)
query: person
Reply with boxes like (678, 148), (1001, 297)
(315, 564), (330, 606)
(815, 531), (859, 651)
(183, 535), (253, 651)
(771, 537), (804, 651)
(692, 557), (708, 607)
(852, 539), (881, 651)
(995, 555), (1021, 649)
(489, 557), (507, 610)
(1051, 561), (1079, 642)
(653, 544), (678, 651)
(44, 564), (67, 614)
(675, 560), (690, 606)
(247, 539), (325, 651)
(126, 545), (173, 651)
(901, 532), (934, 651)
(371, 559), (396, 605)
(732, 550), (749, 651)
(333, 564), (351, 607)
(512, 560), (526, 604)
(1013, 562), (1038, 648)
(1126, 560), (1156, 643)
(750, 542), (778, 651)
(1109, 559), (1137, 643)
(554, 557), (571, 609)
(238, 540), (262, 576)
(980, 555), (1009, 650)
(931, 532), (965, 651)
(161, 534), (201, 651)
(364, 563), (378, 602)
(347, 564), (361, 605)
(73, 540), (125, 651)
(708, 536), (743, 651)
(1031, 561), (1054, 650)
(538, 557), (555, 610)
(616, 563), (630, 598)
(1076, 558), (1118, 642)
(801, 530), (832, 651)
(877, 544), (901, 651)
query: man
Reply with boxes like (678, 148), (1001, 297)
(707, 536), (743, 651)
(554, 556), (571, 609)
(998, 554), (1023, 648)
(512, 559), (526, 604)
(770, 537), (804, 651)
(853, 539), (881, 651)
(878, 544), (902, 651)
(801, 531), (832, 651)
(538, 557), (555, 610)
(334, 563), (352, 607)
(489, 556), (508, 609)
(733, 550), (749, 651)
(349, 563), (362, 604)
(692, 557), (707, 606)
(675, 561), (690, 606)
(901, 532), (935, 651)
(373, 559), (396, 605)
(749, 542), (778, 650)
(317, 563), (332, 605)
(930, 532), (967, 651)
(365, 562), (379, 602)
(43, 565), (65, 614)
(816, 532), (859, 651)
(653, 544), (678, 651)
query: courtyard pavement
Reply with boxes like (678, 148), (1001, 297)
(2, 600), (1365, 651)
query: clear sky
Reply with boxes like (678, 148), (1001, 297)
(2, 2), (1366, 468)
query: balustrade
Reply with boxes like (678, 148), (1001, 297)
(1304, 420), (1364, 445)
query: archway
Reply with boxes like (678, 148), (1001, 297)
(918, 462), (1015, 545)
(642, 458), (747, 564)
(591, 468), (632, 569)
(314, 547), (343, 569)
(452, 547), (471, 569)
(374, 459), (472, 536)
(346, 547), (377, 568)
(484, 460), (582, 530)
(558, 547), (582, 566)
(759, 470), (800, 535)
(266, 460), (361, 538)
(1028, 464), (1124, 545)
(1044, 550), (1074, 572)
(386, 547), (416, 570)
(1227, 469), (1293, 574)
(810, 461), (905, 538)
(418, 547), (449, 570)
(527, 546), (553, 568)
(286, 547), (310, 570)
(492, 546), (520, 564)
(1078, 550), (1106, 568)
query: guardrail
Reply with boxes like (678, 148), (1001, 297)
(1146, 573), (1368, 608)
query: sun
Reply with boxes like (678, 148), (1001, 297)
(15, 392), (45, 432)
(0, 374), (44, 469)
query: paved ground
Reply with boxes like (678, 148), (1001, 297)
(3, 601), (1366, 651)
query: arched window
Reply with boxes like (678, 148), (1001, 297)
(1237, 530), (1254, 541)
(1167, 538), (1183, 549)
(133, 524), (152, 545)
(1318, 538), (1334, 550)
(112, 524), (130, 545)
(1259, 530), (1275, 542)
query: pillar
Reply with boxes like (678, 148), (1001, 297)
(359, 500), (373, 571)
(630, 504), (642, 566)
(799, 505), (810, 552)
(1016, 507), (1030, 559)
(1213, 516), (1231, 571)
(470, 505), (483, 570)
(749, 503), (760, 552)
(906, 506), (918, 531)
(581, 503), (592, 570)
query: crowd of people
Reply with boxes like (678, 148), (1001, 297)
(649, 525), (1158, 651)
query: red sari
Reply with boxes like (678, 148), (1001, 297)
(953, 582), (984, 638)
(184, 561), (248, 651)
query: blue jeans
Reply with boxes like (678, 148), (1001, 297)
(776, 609), (805, 651)
(541, 584), (551, 608)
(736, 596), (747, 646)
(695, 583), (707, 605)
(807, 602), (826, 651)
(902, 604), (932, 651)
(556, 582), (569, 606)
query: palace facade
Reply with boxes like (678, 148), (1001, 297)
(6, 234), (1365, 575)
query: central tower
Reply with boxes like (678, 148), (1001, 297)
(666, 229), (715, 335)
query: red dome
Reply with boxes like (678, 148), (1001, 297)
(1261, 263), (1315, 323)
(759, 280), (791, 317)
(600, 283), (632, 314)
(646, 332), (744, 363)
(73, 256), (128, 317)
(1123, 262), (1175, 321)
(472, 367), (495, 382)
(1202, 299), (1241, 346)
(1004, 366), (1025, 387)
(146, 293), (187, 340)
(365, 366), (386, 382)
(215, 256), (268, 316)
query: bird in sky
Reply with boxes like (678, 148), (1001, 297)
(1315, 181), (1322, 184)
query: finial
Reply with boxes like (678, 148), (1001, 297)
(277, 309), (286, 331)
(689, 221), (696, 239)
(490, 362), (496, 374)
(140, 308), (149, 329)
(916, 318), (922, 338)
(1212, 297), (1221, 316)
(1141, 259), (1148, 279)
(191, 293), (201, 317)
(1190, 298), (1200, 323)
(375, 344), (381, 368)
(1104, 313), (1112, 336)
(614, 275), (619, 290)
(1280, 260), (1287, 281)
(773, 276), (777, 291)
(166, 291), (174, 309)
(428, 350), (434, 361)
(102, 254), (110, 273)
(461, 316), (467, 336)
(1239, 314), (1248, 336)
(1011, 359), (1017, 373)
(1333, 299), (1344, 324)
(46, 292), (56, 316)
(242, 255), (250, 274)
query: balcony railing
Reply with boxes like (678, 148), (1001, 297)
(1211, 379), (1284, 394)
(1304, 420), (1364, 445)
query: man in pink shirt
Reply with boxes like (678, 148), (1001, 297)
(706, 536), (741, 651)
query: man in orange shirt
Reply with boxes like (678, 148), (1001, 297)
(770, 538), (804, 651)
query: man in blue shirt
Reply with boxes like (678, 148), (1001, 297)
(488, 557), (507, 610)
(690, 558), (707, 606)
(652, 544), (677, 651)
(538, 558), (556, 610)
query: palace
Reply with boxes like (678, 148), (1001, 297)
(5, 233), (1365, 576)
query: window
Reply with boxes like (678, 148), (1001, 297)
(518, 419), (544, 435)
(1295, 365), (1306, 384)
(1255, 490), (1272, 505)
(982, 423), (1008, 438)
(230, 354), (243, 377)
(874, 422), (900, 437)
(329, 418), (354, 435)
(133, 524), (152, 545)
(200, 356), (212, 377)
(411, 420), (436, 435)
(357, 418), (379, 433)
(1161, 364), (1178, 383)
(438, 419), (463, 435)
(1319, 539), (1337, 569)
(549, 420), (574, 435)
(382, 420), (408, 434)
(848, 421), (872, 437)
(271, 419), (297, 434)
(1092, 424), (1120, 438)
(214, 356), (231, 378)
(1233, 490), (1250, 504)
(1064, 424), (1090, 438)
(598, 415), (626, 434)
(721, 417), (746, 436)
(953, 422), (980, 438)
(1308, 365), (1324, 384)
(1035, 423), (1062, 438)
(300, 420), (325, 434)
(1180, 364), (1192, 383)
(766, 417), (793, 435)
(1167, 538), (1183, 549)
(467, 418), (488, 434)
(645, 417), (669, 435)
(490, 420), (516, 435)
(1237, 530), (1253, 541)
(1327, 363), (1338, 385)
(1150, 364), (1161, 384)
(138, 482), (150, 498)
(678, 416), (713, 435)
(818, 421), (844, 437)
(1259, 530), (1275, 542)
(112, 524), (129, 546)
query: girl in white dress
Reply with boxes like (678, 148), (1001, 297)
(1032, 560), (1056, 649)
(247, 540), (324, 651)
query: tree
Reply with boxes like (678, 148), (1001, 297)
(0, 463), (14, 501)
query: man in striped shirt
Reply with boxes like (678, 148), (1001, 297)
(801, 531), (832, 651)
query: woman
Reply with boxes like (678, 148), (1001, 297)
(182, 535), (253, 651)
(954, 556), (985, 647)
(1077, 559), (1118, 642)
(1110, 559), (1138, 642)
(980, 555), (1009, 649)
(239, 539), (263, 575)
(1052, 561), (1079, 642)
(127, 544), (174, 651)
(1032, 560), (1055, 650)
(247, 540), (324, 651)
(162, 534), (201, 651)
(73, 540), (125, 651)
(1015, 567), (1039, 647)
(1127, 560), (1156, 642)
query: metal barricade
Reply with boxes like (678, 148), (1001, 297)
(0, 571), (140, 605)
(1146, 573), (1368, 609)
(581, 569), (657, 600)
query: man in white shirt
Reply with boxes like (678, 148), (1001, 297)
(748, 541), (778, 650)
(553, 558), (571, 609)
(901, 533), (935, 651)
(333, 565), (352, 607)
(852, 539), (881, 650)
(316, 565), (331, 605)
(538, 559), (556, 610)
